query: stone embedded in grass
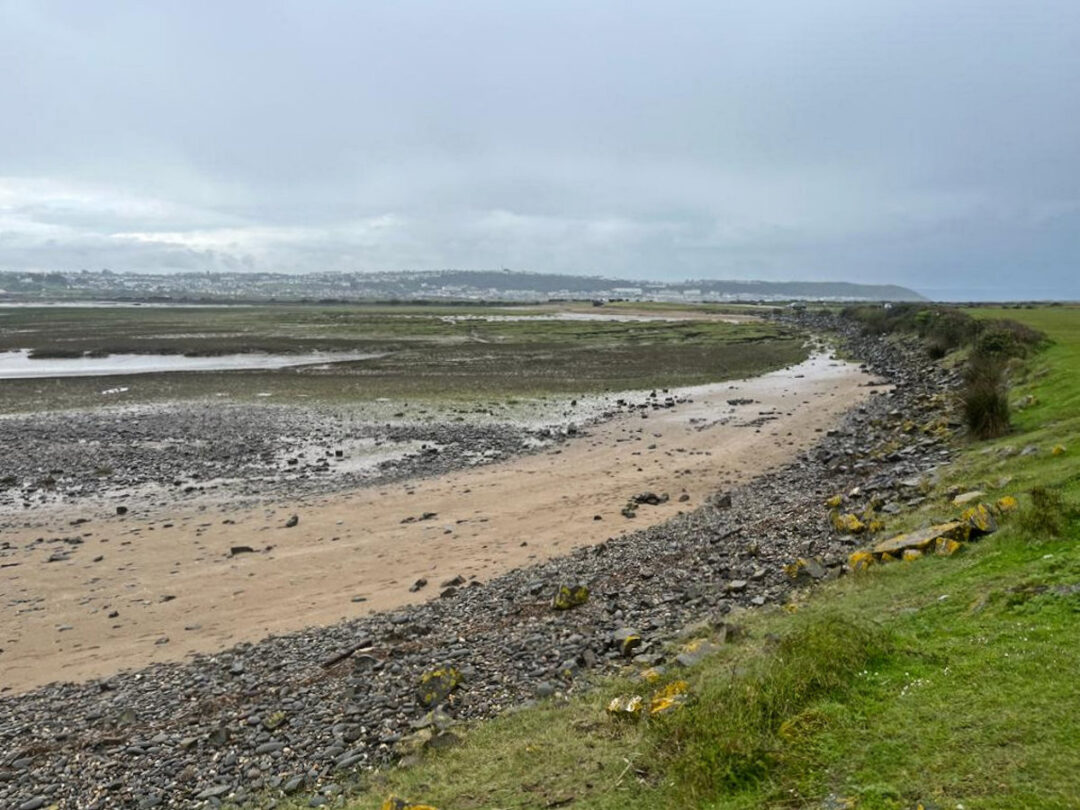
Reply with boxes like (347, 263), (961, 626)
(640, 666), (666, 682)
(872, 521), (970, 558)
(996, 494), (1019, 513)
(961, 502), (998, 536)
(674, 637), (720, 668)
(606, 694), (644, 718)
(417, 667), (462, 707)
(935, 537), (963, 556)
(648, 680), (690, 716)
(784, 557), (828, 583)
(952, 490), (985, 506)
(1052, 444), (1067, 456)
(551, 584), (589, 610)
(381, 797), (439, 810)
(902, 549), (923, 562)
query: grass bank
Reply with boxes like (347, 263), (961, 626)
(314, 306), (1080, 810)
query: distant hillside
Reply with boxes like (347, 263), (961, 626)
(0, 269), (926, 303)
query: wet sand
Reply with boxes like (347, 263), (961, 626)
(0, 352), (880, 693)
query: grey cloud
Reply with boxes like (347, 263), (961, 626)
(1, 0), (1078, 298)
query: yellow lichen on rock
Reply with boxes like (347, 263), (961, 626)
(640, 667), (664, 683)
(648, 680), (690, 716)
(417, 667), (462, 707)
(996, 495), (1019, 513)
(902, 548), (923, 562)
(382, 798), (439, 810)
(848, 550), (874, 572)
(935, 537), (963, 556)
(872, 521), (969, 557)
(1052, 444), (1067, 456)
(824, 494), (844, 508)
(831, 511), (866, 534)
(552, 584), (589, 610)
(961, 503), (998, 535)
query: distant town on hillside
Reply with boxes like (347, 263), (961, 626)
(0, 269), (926, 304)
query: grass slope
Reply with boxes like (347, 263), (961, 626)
(321, 306), (1080, 810)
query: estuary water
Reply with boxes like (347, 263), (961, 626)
(0, 349), (381, 379)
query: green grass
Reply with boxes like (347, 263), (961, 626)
(0, 304), (805, 413)
(313, 306), (1080, 810)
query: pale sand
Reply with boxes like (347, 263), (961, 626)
(0, 353), (880, 693)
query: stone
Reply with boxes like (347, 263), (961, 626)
(872, 522), (969, 557)
(934, 537), (963, 556)
(1052, 444), (1067, 456)
(901, 549), (923, 562)
(848, 550), (874, 572)
(996, 495), (1019, 513)
(381, 798), (439, 810)
(674, 638), (719, 667)
(606, 694), (644, 719)
(230, 545), (255, 556)
(284, 514), (299, 528)
(551, 584), (589, 610)
(831, 512), (866, 534)
(962, 503), (998, 536)
(409, 578), (428, 592)
(784, 557), (827, 583)
(196, 785), (231, 800)
(633, 491), (667, 505)
(648, 679), (690, 715)
(612, 627), (643, 657)
(952, 490), (985, 506)
(417, 667), (462, 707)
(709, 492), (733, 509)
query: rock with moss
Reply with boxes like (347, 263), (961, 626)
(784, 557), (828, 583)
(830, 511), (866, 534)
(417, 667), (462, 707)
(551, 583), (589, 610)
(996, 495), (1019, 513)
(848, 549), (874, 572)
(961, 502), (998, 536)
(612, 627), (643, 657)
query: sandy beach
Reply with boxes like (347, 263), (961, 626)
(0, 352), (879, 693)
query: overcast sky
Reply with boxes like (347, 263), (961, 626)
(2, 1), (1078, 299)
